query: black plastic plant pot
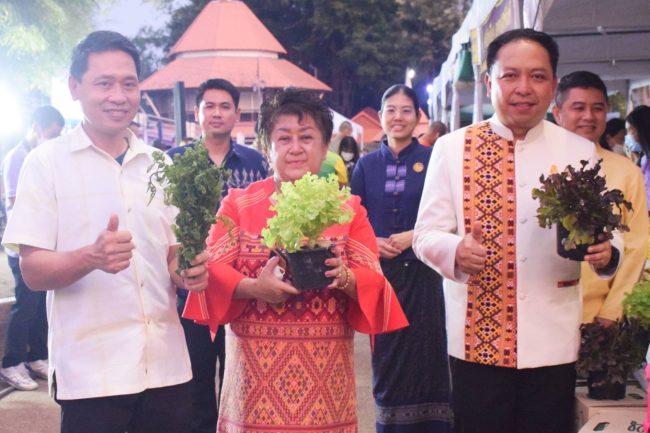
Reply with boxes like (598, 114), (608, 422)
(587, 372), (626, 400)
(284, 247), (334, 291)
(556, 225), (594, 261)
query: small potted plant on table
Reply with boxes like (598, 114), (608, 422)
(576, 318), (648, 400)
(532, 159), (631, 261)
(261, 173), (353, 290)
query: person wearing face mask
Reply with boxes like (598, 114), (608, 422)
(0, 106), (64, 391)
(351, 84), (452, 433)
(626, 105), (650, 212)
(599, 118), (627, 156)
(338, 136), (360, 180)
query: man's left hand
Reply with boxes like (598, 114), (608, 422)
(584, 238), (612, 270)
(181, 251), (209, 292)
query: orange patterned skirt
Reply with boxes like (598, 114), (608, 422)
(217, 292), (358, 433)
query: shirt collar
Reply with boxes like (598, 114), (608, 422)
(488, 114), (545, 143)
(379, 137), (420, 159)
(68, 124), (150, 158)
(198, 138), (238, 164)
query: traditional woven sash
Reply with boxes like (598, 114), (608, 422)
(462, 122), (518, 368)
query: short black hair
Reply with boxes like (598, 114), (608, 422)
(196, 78), (240, 108)
(31, 106), (64, 129)
(555, 70), (608, 107)
(257, 88), (333, 148)
(486, 28), (559, 76)
(627, 105), (650, 153)
(380, 84), (420, 114)
(70, 31), (140, 81)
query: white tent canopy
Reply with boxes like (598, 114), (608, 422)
(429, 0), (650, 130)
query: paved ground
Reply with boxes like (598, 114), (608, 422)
(0, 249), (376, 431)
(0, 330), (377, 433)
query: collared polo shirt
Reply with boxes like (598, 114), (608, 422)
(2, 125), (191, 399)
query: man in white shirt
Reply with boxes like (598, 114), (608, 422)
(413, 29), (620, 433)
(2, 31), (208, 433)
(0, 106), (64, 391)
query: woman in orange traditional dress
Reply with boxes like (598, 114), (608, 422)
(184, 88), (408, 433)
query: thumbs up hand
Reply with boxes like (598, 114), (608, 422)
(455, 221), (487, 275)
(91, 214), (134, 274)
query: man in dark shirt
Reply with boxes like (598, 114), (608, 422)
(168, 78), (268, 433)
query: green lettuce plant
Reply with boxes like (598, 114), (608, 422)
(261, 173), (353, 253)
(624, 279), (650, 327)
(532, 159), (632, 250)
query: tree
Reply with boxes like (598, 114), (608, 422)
(0, 0), (98, 91)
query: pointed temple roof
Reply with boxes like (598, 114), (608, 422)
(141, 0), (330, 92)
(169, 0), (285, 56)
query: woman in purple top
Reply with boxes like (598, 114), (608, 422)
(626, 105), (650, 212)
(351, 85), (452, 433)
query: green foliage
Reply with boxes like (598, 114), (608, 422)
(532, 159), (632, 250)
(261, 174), (352, 252)
(147, 143), (229, 271)
(577, 319), (649, 385)
(0, 0), (96, 91)
(624, 279), (650, 328)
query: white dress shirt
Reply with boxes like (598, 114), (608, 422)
(2, 125), (191, 399)
(413, 116), (621, 369)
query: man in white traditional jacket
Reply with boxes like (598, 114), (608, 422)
(413, 29), (621, 433)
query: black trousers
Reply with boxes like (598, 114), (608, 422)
(57, 380), (192, 433)
(2, 255), (48, 367)
(178, 295), (226, 433)
(449, 357), (576, 433)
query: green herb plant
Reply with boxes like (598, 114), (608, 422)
(261, 173), (353, 253)
(147, 142), (229, 271)
(624, 279), (650, 328)
(532, 159), (632, 250)
(576, 319), (649, 386)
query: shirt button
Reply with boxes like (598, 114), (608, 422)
(393, 209), (398, 213)
(519, 217), (527, 224)
(393, 191), (398, 196)
(518, 181), (527, 187)
(518, 293), (526, 300)
(520, 256), (527, 263)
(395, 176), (399, 180)
(516, 146), (524, 152)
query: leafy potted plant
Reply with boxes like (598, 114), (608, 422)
(147, 142), (229, 271)
(261, 173), (353, 290)
(576, 318), (648, 400)
(532, 159), (632, 261)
